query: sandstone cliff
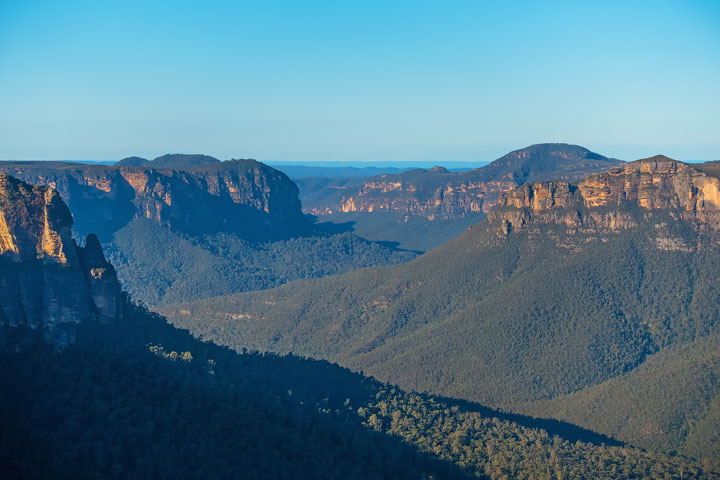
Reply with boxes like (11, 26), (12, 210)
(0, 159), (309, 241)
(0, 174), (122, 349)
(302, 143), (622, 219)
(486, 156), (720, 248)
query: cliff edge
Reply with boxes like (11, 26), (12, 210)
(0, 174), (122, 348)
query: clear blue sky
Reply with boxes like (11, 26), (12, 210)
(1, 0), (719, 163)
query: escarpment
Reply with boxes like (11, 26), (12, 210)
(303, 143), (622, 219)
(0, 174), (121, 349)
(327, 175), (517, 219)
(0, 159), (309, 241)
(486, 157), (720, 247)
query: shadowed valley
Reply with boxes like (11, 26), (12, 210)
(3, 173), (712, 479)
(162, 156), (720, 467)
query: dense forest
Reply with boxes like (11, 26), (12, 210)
(1, 296), (714, 479)
(5, 0), (719, 476)
(298, 144), (620, 217)
(161, 211), (720, 465)
(103, 218), (416, 305)
(298, 144), (622, 251)
(523, 332), (720, 463)
(314, 211), (486, 252)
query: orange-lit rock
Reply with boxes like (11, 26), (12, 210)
(487, 157), (720, 243)
(0, 174), (121, 349)
(303, 144), (622, 219)
(0, 159), (309, 241)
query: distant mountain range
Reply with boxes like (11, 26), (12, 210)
(300, 144), (624, 251)
(1, 169), (715, 479)
(273, 165), (417, 179)
(0, 158), (307, 241)
(115, 153), (222, 168)
(301, 144), (623, 219)
(272, 164), (484, 180)
(0, 157), (416, 306)
(161, 156), (720, 465)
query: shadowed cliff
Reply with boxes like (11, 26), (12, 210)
(0, 174), (121, 348)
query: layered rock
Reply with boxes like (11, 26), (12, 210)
(328, 175), (517, 220)
(0, 174), (121, 349)
(486, 157), (720, 246)
(0, 159), (309, 241)
(303, 144), (622, 219)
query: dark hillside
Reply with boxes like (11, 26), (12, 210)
(161, 158), (720, 464)
(1, 297), (711, 479)
(105, 218), (416, 306)
(0, 159), (418, 306)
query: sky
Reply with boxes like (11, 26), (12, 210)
(1, 0), (719, 163)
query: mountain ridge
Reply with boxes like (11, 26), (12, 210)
(302, 143), (623, 219)
(488, 156), (720, 244)
(0, 159), (309, 241)
(0, 158), (423, 307)
(160, 156), (720, 463)
(115, 153), (222, 168)
(2, 165), (719, 477)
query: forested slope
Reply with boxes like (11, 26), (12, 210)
(104, 218), (416, 306)
(314, 211), (486, 252)
(300, 144), (621, 251)
(0, 159), (420, 306)
(0, 299), (470, 480)
(161, 158), (720, 465)
(2, 166), (718, 478)
(1, 297), (713, 480)
(523, 332), (720, 464)
(164, 219), (719, 405)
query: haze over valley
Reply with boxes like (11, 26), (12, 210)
(2, 1), (720, 479)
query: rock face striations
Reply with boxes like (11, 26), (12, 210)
(486, 156), (720, 247)
(0, 158), (309, 241)
(303, 144), (623, 219)
(0, 174), (122, 349)
(160, 154), (720, 424)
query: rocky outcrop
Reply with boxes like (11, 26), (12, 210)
(486, 157), (720, 246)
(0, 159), (309, 241)
(0, 174), (121, 349)
(327, 175), (517, 220)
(303, 144), (622, 219)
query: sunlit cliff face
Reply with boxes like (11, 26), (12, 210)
(0, 175), (122, 349)
(304, 145), (622, 220)
(0, 160), (308, 241)
(310, 178), (517, 218)
(0, 175), (76, 263)
(486, 158), (720, 250)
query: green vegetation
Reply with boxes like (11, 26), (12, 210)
(161, 211), (720, 465)
(298, 144), (622, 251)
(103, 218), (417, 306)
(0, 300), (467, 480)
(694, 160), (720, 178)
(0, 158), (313, 242)
(298, 144), (620, 223)
(0, 297), (714, 479)
(315, 211), (486, 252)
(523, 333), (720, 467)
